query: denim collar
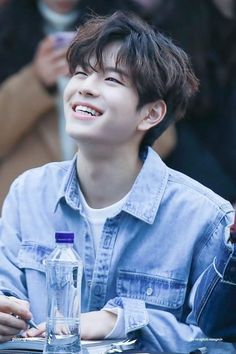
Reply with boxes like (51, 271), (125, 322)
(122, 148), (169, 224)
(54, 147), (169, 224)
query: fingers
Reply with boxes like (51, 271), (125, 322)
(7, 296), (30, 311)
(37, 36), (55, 55)
(37, 36), (68, 61)
(0, 296), (31, 321)
(33, 39), (69, 86)
(0, 312), (28, 331)
(0, 311), (28, 343)
(0, 296), (33, 342)
(26, 321), (70, 338)
(52, 47), (68, 60)
(38, 35), (70, 54)
(26, 322), (46, 338)
(57, 323), (70, 335)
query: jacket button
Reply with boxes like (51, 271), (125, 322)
(94, 284), (102, 295)
(146, 287), (153, 296)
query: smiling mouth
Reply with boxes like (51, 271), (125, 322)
(73, 104), (102, 117)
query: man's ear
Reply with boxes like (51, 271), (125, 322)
(138, 100), (167, 132)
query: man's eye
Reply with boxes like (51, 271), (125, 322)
(105, 77), (123, 85)
(74, 71), (87, 77)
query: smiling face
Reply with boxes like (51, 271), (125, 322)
(64, 42), (149, 151)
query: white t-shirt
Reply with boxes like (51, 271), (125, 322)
(79, 188), (129, 339)
(79, 189), (129, 253)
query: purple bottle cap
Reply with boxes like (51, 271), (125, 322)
(55, 232), (74, 243)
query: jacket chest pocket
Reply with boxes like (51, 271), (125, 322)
(117, 270), (186, 309)
(17, 243), (53, 273)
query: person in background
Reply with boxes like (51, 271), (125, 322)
(115, 0), (236, 207)
(0, 0), (111, 211)
(161, 0), (236, 208)
(0, 11), (235, 353)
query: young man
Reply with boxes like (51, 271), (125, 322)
(0, 11), (234, 352)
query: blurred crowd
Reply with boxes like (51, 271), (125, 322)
(0, 0), (235, 211)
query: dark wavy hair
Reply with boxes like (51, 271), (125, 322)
(67, 11), (198, 149)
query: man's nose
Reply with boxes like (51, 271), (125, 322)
(78, 75), (99, 97)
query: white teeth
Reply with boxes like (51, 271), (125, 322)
(75, 105), (100, 116)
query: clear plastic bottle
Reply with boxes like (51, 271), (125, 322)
(43, 232), (83, 354)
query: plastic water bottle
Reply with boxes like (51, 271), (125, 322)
(43, 232), (83, 354)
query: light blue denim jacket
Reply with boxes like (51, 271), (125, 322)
(0, 147), (234, 352)
(194, 221), (236, 342)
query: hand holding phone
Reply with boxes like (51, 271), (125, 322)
(52, 31), (75, 49)
(33, 33), (74, 87)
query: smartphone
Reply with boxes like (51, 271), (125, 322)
(53, 31), (75, 49)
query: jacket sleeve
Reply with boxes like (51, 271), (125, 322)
(0, 64), (55, 159)
(104, 296), (207, 352)
(102, 208), (235, 352)
(0, 178), (28, 300)
(193, 215), (236, 341)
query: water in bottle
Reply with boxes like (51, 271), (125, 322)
(43, 232), (83, 354)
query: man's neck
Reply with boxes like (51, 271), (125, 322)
(76, 146), (143, 209)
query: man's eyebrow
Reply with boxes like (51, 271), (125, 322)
(104, 66), (129, 78)
(75, 65), (130, 79)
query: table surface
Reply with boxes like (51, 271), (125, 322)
(0, 340), (235, 354)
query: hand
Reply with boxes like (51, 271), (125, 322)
(81, 310), (117, 340)
(26, 320), (69, 338)
(0, 295), (32, 343)
(26, 310), (117, 340)
(33, 35), (69, 88)
(25, 322), (46, 338)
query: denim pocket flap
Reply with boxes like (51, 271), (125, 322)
(17, 243), (53, 273)
(117, 270), (186, 308)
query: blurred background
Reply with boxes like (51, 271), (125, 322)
(0, 0), (235, 212)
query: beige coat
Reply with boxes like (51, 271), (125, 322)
(0, 64), (61, 210)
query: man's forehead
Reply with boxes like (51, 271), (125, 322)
(93, 41), (124, 67)
(82, 42), (130, 75)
